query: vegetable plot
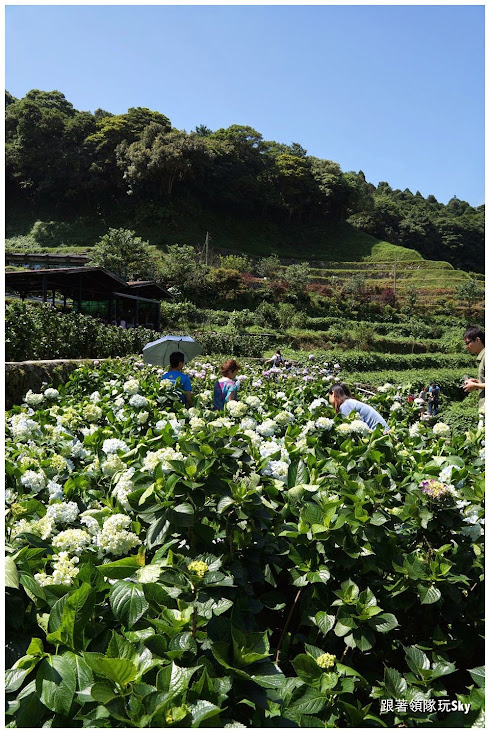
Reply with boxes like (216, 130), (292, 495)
(5, 357), (485, 728)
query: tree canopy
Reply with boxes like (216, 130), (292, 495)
(5, 88), (484, 273)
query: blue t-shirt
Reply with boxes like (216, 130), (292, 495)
(161, 370), (192, 404)
(213, 378), (238, 410)
(339, 398), (388, 431)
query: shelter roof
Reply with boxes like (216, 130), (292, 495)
(5, 267), (172, 300)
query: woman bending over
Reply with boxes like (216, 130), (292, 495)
(328, 384), (388, 431)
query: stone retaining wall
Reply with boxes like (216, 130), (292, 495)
(5, 359), (94, 410)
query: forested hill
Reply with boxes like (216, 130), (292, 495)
(5, 89), (484, 273)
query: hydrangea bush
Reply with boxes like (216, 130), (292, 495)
(5, 357), (485, 728)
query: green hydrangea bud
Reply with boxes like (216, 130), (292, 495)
(187, 560), (209, 577)
(316, 652), (336, 669)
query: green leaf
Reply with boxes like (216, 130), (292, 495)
(384, 667), (407, 699)
(96, 556), (141, 579)
(110, 580), (149, 628)
(315, 611), (335, 635)
(5, 556), (19, 589)
(170, 502), (195, 527)
(106, 632), (139, 662)
(156, 662), (201, 698)
(83, 653), (138, 687)
(36, 653), (77, 716)
(368, 613), (399, 634)
(6, 667), (36, 694)
(292, 654), (322, 684)
(404, 646), (430, 676)
(217, 496), (234, 513)
(468, 665), (485, 688)
(189, 699), (223, 727)
(46, 583), (95, 649)
(288, 459), (309, 489)
(418, 584), (441, 605)
(90, 682), (117, 703)
(286, 686), (327, 715)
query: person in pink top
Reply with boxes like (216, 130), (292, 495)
(213, 359), (240, 410)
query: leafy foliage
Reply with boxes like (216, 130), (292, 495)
(5, 356), (485, 727)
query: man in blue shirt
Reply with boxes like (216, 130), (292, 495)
(161, 352), (193, 407)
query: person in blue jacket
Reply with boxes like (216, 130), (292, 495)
(161, 351), (193, 407)
(328, 383), (388, 431)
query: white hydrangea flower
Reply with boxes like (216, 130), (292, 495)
(25, 390), (45, 406)
(89, 391), (101, 403)
(102, 438), (129, 455)
(155, 417), (182, 436)
(350, 419), (371, 435)
(433, 422), (451, 437)
(390, 402), (402, 412)
(438, 464), (461, 483)
(70, 440), (88, 459)
(5, 488), (16, 504)
(409, 422), (422, 437)
(82, 404), (103, 422)
(79, 425), (98, 437)
(94, 514), (140, 557)
(337, 423), (353, 436)
(245, 395), (262, 410)
(257, 419), (278, 437)
(276, 391), (287, 400)
(142, 446), (184, 474)
(377, 383), (394, 393)
(49, 454), (74, 474)
(80, 512), (102, 535)
(225, 400), (248, 418)
(12, 514), (56, 541)
(200, 389), (213, 403)
(101, 454), (126, 476)
(52, 528), (92, 554)
(129, 394), (148, 408)
(112, 468), (135, 510)
(209, 417), (234, 430)
(242, 429), (261, 446)
(114, 396), (125, 408)
(46, 501), (80, 525)
(262, 459), (290, 482)
(35, 552), (80, 586)
(239, 417), (257, 431)
(309, 398), (329, 412)
(259, 440), (283, 459)
(9, 414), (40, 442)
(315, 417), (334, 431)
(123, 379), (140, 394)
(47, 479), (64, 502)
(43, 388), (60, 400)
(189, 417), (206, 433)
(275, 411), (295, 427)
(20, 470), (46, 493)
(137, 411), (149, 425)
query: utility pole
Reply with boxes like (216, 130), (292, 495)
(393, 257), (398, 303)
(204, 232), (210, 266)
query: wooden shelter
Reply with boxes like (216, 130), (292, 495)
(5, 266), (172, 330)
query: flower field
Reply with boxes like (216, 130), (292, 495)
(5, 357), (485, 728)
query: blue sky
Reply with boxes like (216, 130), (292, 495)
(5, 4), (485, 206)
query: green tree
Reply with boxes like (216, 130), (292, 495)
(160, 244), (209, 297)
(88, 228), (164, 281)
(456, 279), (484, 316)
(219, 254), (252, 273)
(283, 262), (310, 297)
(257, 254), (282, 279)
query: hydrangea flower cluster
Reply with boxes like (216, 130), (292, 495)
(52, 528), (92, 554)
(316, 652), (336, 669)
(142, 446), (185, 474)
(9, 413), (40, 442)
(433, 422), (451, 437)
(20, 470), (46, 493)
(419, 478), (455, 499)
(256, 419), (278, 437)
(187, 560), (209, 577)
(112, 468), (136, 510)
(43, 388), (60, 400)
(102, 438), (129, 455)
(46, 501), (80, 524)
(129, 394), (148, 408)
(34, 552), (80, 586)
(93, 514), (140, 557)
(123, 379), (140, 394)
(82, 404), (103, 422)
(225, 400), (249, 418)
(25, 390), (45, 406)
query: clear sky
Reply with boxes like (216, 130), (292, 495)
(5, 3), (485, 206)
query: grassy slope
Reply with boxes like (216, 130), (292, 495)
(5, 203), (482, 298)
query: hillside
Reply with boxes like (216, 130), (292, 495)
(5, 89), (485, 274)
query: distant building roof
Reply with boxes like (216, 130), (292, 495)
(5, 266), (173, 300)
